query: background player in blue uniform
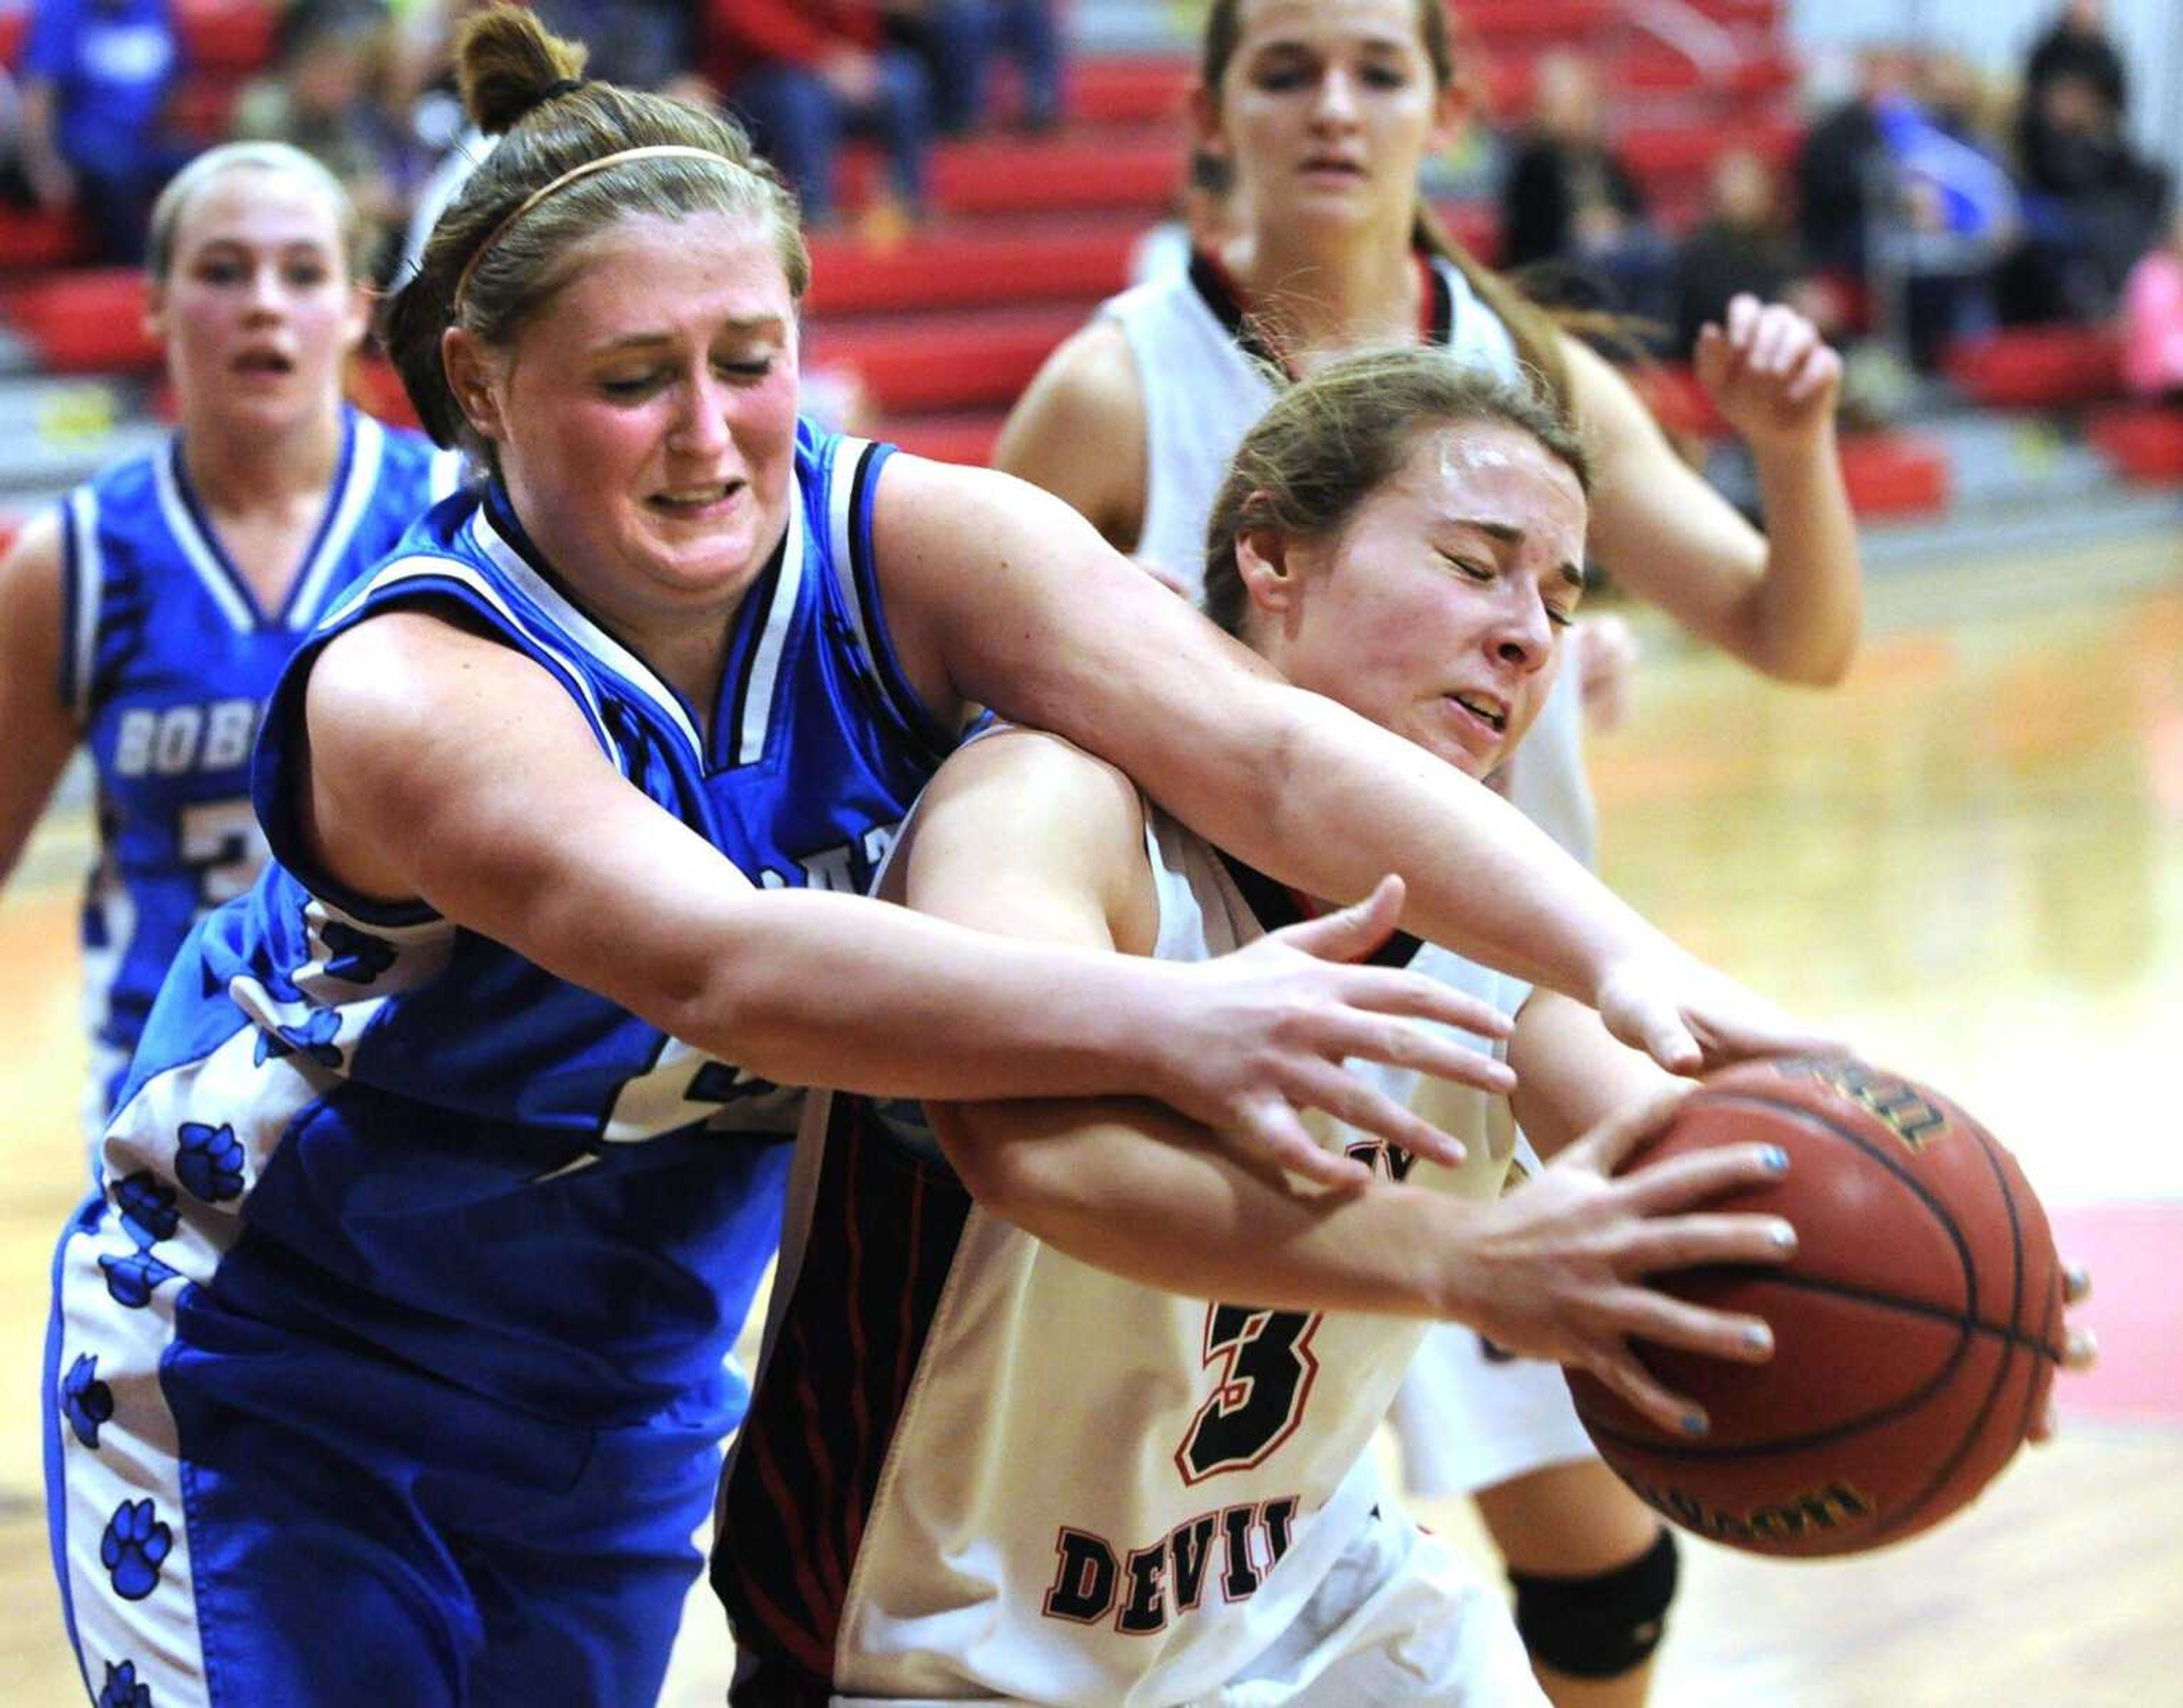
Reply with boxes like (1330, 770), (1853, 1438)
(0, 141), (464, 1158)
(46, 11), (1844, 1706)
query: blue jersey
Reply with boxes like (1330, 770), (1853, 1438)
(96, 418), (953, 1430)
(61, 409), (464, 1139)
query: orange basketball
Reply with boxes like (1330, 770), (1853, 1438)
(1564, 1056), (2066, 1558)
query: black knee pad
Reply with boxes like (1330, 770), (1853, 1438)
(1508, 1525), (1680, 1680)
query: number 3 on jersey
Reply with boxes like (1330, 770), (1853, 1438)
(1175, 1303), (1322, 1485)
(179, 797), (270, 907)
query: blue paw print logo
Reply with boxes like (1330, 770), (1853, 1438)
(175, 1123), (245, 1204)
(114, 1173), (179, 1248)
(63, 1354), (114, 1449)
(99, 1500), (171, 1601)
(98, 1660), (152, 1708)
(98, 1249), (181, 1310)
(253, 1008), (342, 1069)
(319, 921), (396, 985)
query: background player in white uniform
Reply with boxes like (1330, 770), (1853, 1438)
(716, 352), (1810, 1706)
(0, 142), (463, 1158)
(45, 14), (1848, 1706)
(991, 3), (1866, 1698)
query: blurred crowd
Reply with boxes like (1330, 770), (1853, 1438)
(1, 0), (2178, 403)
(1480, 1), (2176, 394)
(2, 0), (1065, 271)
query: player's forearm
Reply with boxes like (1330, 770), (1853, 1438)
(1741, 426), (1863, 686)
(648, 887), (1185, 1106)
(932, 1096), (1469, 1318)
(1223, 683), (1670, 1004)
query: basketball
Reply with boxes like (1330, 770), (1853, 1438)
(1563, 1056), (2068, 1559)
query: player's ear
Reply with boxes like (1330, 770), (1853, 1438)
(1234, 513), (1301, 622)
(441, 328), (505, 445)
(1427, 69), (1471, 157)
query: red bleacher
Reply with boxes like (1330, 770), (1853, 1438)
(2089, 404), (2183, 486)
(1943, 325), (2124, 410)
(1837, 432), (1950, 519)
(3, 0), (2152, 540)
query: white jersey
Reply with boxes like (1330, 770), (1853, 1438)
(715, 793), (1533, 1706)
(1101, 252), (1594, 865)
(1101, 255), (1603, 1494)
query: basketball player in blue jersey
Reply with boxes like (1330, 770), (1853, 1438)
(44, 11), (1845, 1706)
(719, 352), (2095, 1706)
(0, 143), (466, 1162)
(995, 5), (1868, 1697)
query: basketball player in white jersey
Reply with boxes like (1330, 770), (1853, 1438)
(716, 353), (1817, 1706)
(993, 4), (1866, 1696)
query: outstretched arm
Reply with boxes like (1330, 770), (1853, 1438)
(902, 728), (1792, 1432)
(870, 451), (1839, 1073)
(297, 610), (1509, 1163)
(1568, 297), (1862, 686)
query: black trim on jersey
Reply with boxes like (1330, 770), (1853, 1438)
(715, 1093), (978, 1701)
(56, 496), (82, 718)
(845, 441), (957, 768)
(1188, 250), (1286, 375)
(1425, 256), (1456, 346)
(1211, 849), (1425, 970)
(717, 527), (793, 770)
(1189, 250), (1456, 371)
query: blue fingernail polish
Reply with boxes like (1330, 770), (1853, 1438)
(1682, 1411), (1709, 1436)
(1745, 1324), (1773, 1353)
(1763, 1145), (1790, 1173)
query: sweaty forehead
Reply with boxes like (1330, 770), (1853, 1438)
(1407, 424), (1586, 530)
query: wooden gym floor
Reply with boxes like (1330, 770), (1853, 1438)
(1, 530), (2178, 1705)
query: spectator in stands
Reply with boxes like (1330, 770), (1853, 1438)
(1798, 49), (2012, 371)
(233, 2), (420, 280)
(2120, 212), (2183, 400)
(2008, 0), (2172, 321)
(1674, 148), (1821, 362)
(15, 0), (185, 263)
(894, 1), (1065, 136)
(1497, 49), (1672, 326)
(533, 0), (696, 89)
(708, 0), (935, 235)
(2021, 0), (2128, 156)
(1795, 50), (1893, 289)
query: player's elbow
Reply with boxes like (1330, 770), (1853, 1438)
(929, 1104), (1046, 1221)
(1773, 629), (1860, 689)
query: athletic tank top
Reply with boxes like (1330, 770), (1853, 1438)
(716, 769), (1532, 1705)
(57, 412), (465, 1144)
(89, 418), (954, 1431)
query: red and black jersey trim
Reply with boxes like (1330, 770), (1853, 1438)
(1213, 848), (1427, 971)
(713, 1093), (976, 1702)
(1186, 249), (1455, 377)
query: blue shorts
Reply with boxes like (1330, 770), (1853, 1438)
(47, 1195), (728, 1707)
